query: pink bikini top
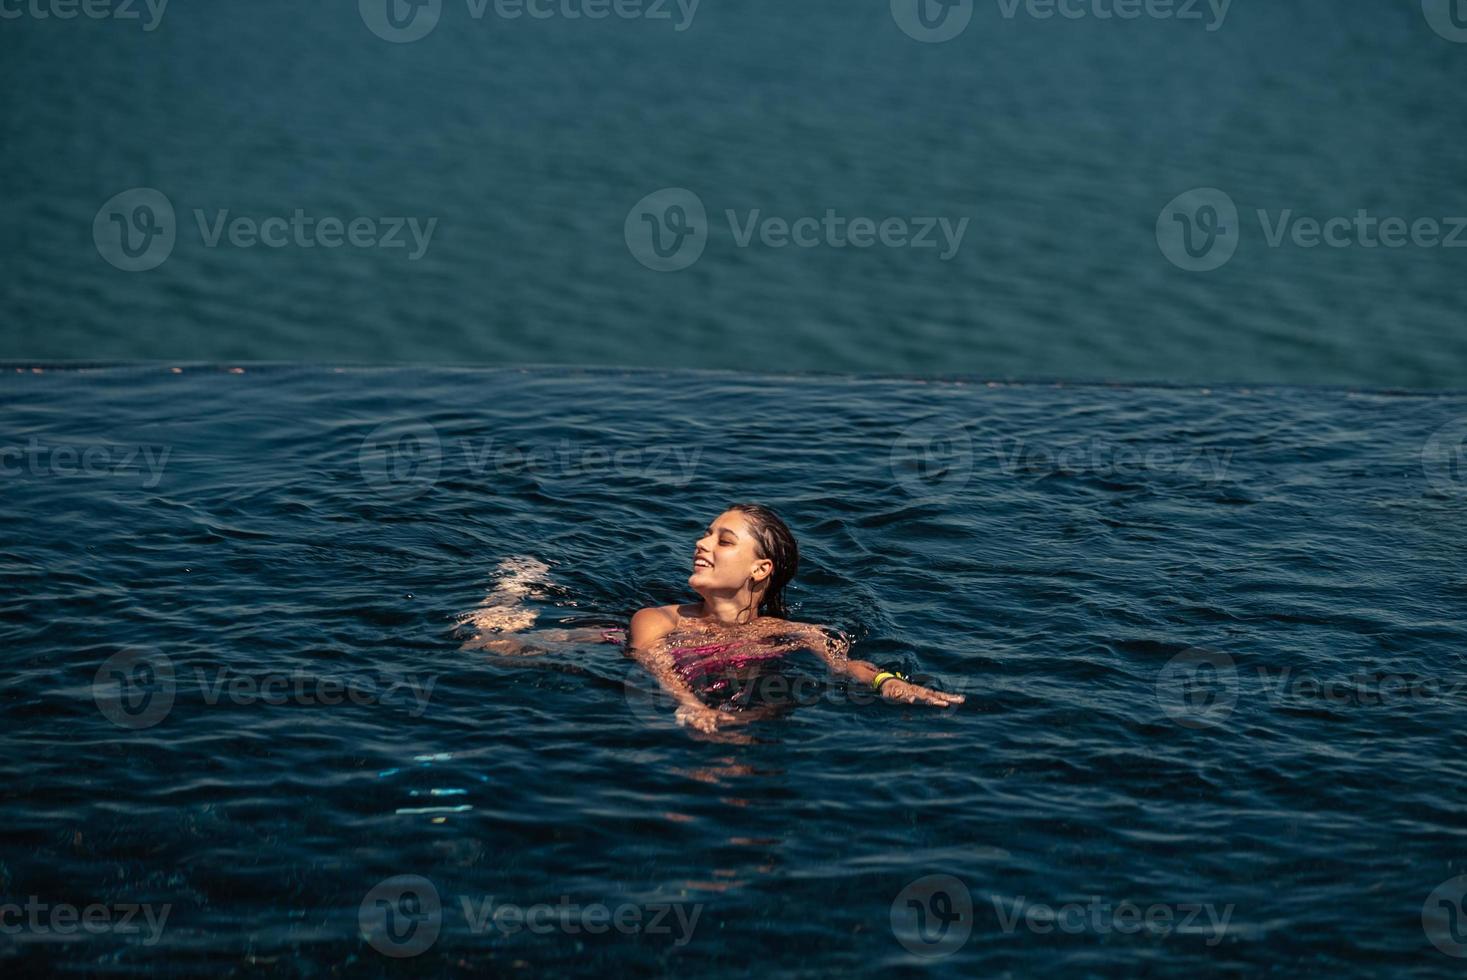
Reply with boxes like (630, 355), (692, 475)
(600, 624), (790, 688)
(667, 637), (786, 687)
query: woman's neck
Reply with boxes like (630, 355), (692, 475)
(696, 595), (760, 626)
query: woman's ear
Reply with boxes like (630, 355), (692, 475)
(751, 558), (773, 584)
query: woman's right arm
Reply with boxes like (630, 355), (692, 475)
(803, 623), (966, 709)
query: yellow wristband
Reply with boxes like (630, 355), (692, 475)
(872, 671), (901, 693)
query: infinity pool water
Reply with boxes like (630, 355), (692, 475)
(2, 366), (1465, 976)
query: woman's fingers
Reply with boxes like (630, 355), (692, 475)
(883, 681), (966, 708)
(675, 704), (742, 732)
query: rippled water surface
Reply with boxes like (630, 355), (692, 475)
(3, 0), (1466, 384)
(3, 366), (1467, 976)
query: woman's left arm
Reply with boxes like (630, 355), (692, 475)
(803, 625), (966, 709)
(463, 627), (611, 655)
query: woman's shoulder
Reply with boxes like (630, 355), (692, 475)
(629, 604), (685, 643)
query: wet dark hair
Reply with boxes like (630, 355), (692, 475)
(728, 503), (799, 619)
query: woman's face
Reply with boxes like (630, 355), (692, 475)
(689, 510), (771, 594)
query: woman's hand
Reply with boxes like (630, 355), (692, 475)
(674, 702), (745, 733)
(879, 678), (966, 709)
(469, 635), (536, 655)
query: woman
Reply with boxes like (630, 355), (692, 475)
(628, 503), (964, 732)
(463, 504), (964, 733)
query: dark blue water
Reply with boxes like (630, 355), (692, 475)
(3, 1), (1466, 384)
(3, 365), (1466, 975)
